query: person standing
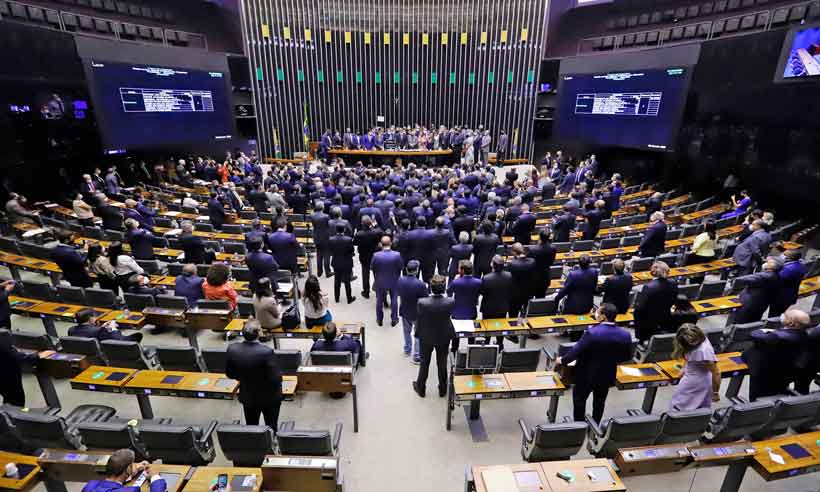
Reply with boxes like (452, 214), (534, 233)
(511, 204), (536, 245)
(583, 200), (606, 240)
(472, 221), (499, 277)
(554, 255), (599, 315)
(52, 230), (92, 288)
(225, 320), (283, 428)
(124, 219), (155, 261)
(413, 275), (456, 398)
(245, 238), (279, 295)
(639, 211), (667, 258)
(733, 257), (781, 324)
(634, 261), (679, 342)
(311, 201), (332, 278)
(448, 232), (473, 282)
(552, 206), (576, 243)
(447, 260), (482, 322)
(267, 218), (300, 275)
(506, 243), (537, 318)
(599, 259), (633, 314)
(770, 249), (807, 317)
(371, 236), (404, 326)
(207, 193), (227, 230)
(528, 229), (557, 299)
(432, 216), (456, 278)
(480, 256), (514, 348)
(555, 303), (632, 422)
(0, 326), (40, 406)
(732, 219), (771, 276)
(354, 216), (383, 299)
(397, 260), (428, 361)
(668, 324), (720, 411)
(496, 130), (508, 163)
(328, 224), (356, 304)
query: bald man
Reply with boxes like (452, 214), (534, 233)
(742, 309), (810, 401)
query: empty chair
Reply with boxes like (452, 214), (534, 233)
(123, 293), (156, 311)
(136, 260), (162, 275)
(622, 235), (642, 247)
(156, 295), (188, 309)
(549, 265), (563, 281)
(232, 267), (251, 282)
(237, 299), (254, 318)
(83, 227), (104, 240)
(703, 399), (775, 443)
(196, 299), (231, 310)
(166, 263), (184, 277)
(654, 408), (713, 444)
(553, 242), (571, 253)
(0, 236), (20, 254)
(499, 348), (541, 372)
(59, 336), (109, 365)
(699, 280), (726, 299)
(678, 284), (699, 301)
(11, 405), (116, 450)
(630, 257), (653, 273)
(586, 414), (663, 458)
(57, 285), (87, 305)
(223, 242), (246, 255)
(702, 327), (724, 352)
(85, 288), (119, 308)
(12, 331), (57, 351)
(100, 340), (158, 369)
(722, 321), (764, 352)
(75, 420), (148, 459)
(273, 349), (302, 375)
(221, 224), (244, 234)
(573, 240), (594, 252)
(599, 261), (614, 276)
(635, 333), (676, 362)
(194, 223), (214, 233)
(217, 424), (277, 467)
(155, 346), (204, 372)
(656, 253), (678, 267)
(139, 421), (217, 465)
(201, 348), (227, 373)
(105, 229), (125, 242)
(22, 281), (56, 301)
(519, 418), (588, 462)
(758, 393), (820, 437)
(277, 422), (342, 456)
(600, 237), (621, 250)
(526, 298), (556, 316)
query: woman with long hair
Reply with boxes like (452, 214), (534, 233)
(669, 323), (721, 411)
(302, 275), (331, 327)
(87, 243), (119, 293)
(253, 277), (281, 330)
(107, 241), (143, 290)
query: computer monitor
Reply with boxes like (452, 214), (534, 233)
(466, 344), (499, 370)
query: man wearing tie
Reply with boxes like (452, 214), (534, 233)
(552, 206), (577, 243)
(732, 219), (772, 276)
(634, 261), (679, 341)
(639, 211), (667, 258)
(413, 275), (456, 398)
(371, 237), (404, 326)
(511, 204), (536, 245)
(556, 303), (633, 422)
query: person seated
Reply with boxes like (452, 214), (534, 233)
(253, 277), (282, 331)
(311, 322), (362, 367)
(202, 262), (238, 310)
(81, 448), (166, 492)
(68, 308), (142, 342)
(127, 275), (166, 298)
(87, 243), (119, 293)
(721, 190), (752, 219)
(51, 230), (93, 288)
(174, 263), (204, 308)
(302, 275), (331, 327)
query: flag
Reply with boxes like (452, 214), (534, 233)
(511, 128), (519, 158)
(302, 101), (310, 152)
(272, 128), (282, 158)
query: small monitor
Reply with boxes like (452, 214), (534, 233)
(466, 344), (499, 370)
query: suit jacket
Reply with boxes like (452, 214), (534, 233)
(634, 278), (679, 340)
(247, 190), (269, 212)
(448, 244), (473, 278)
(452, 216), (475, 239)
(512, 213), (536, 244)
(179, 233), (207, 265)
(67, 323), (130, 341)
(311, 212), (331, 245)
(328, 218), (353, 237)
(225, 341), (282, 405)
(245, 250), (280, 293)
(126, 229), (154, 260)
(396, 275), (428, 321)
(552, 213), (576, 243)
(354, 228), (383, 266)
(507, 256), (537, 300)
(541, 182), (556, 200)
(600, 273), (633, 314)
(562, 322), (633, 387)
(473, 233), (499, 273)
(584, 209), (605, 240)
(735, 270), (780, 323)
(772, 260), (807, 315)
(174, 274), (204, 307)
(644, 197), (663, 217)
(371, 250), (404, 289)
(733, 229), (771, 268)
(0, 329), (38, 397)
(528, 243), (556, 282)
(555, 267), (599, 314)
(416, 295), (456, 347)
(639, 221), (667, 257)
(328, 234), (355, 272)
(51, 244), (91, 288)
(125, 209), (153, 232)
(99, 205), (123, 231)
(480, 271), (513, 317)
(447, 275), (482, 319)
(267, 231), (299, 271)
(432, 227), (456, 260)
(796, 325), (820, 377)
(207, 199), (227, 229)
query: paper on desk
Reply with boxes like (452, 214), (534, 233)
(163, 211), (181, 217)
(768, 449), (785, 465)
(163, 229), (182, 236)
(197, 215), (210, 221)
(22, 228), (47, 237)
(621, 366), (642, 377)
(452, 319), (476, 333)
(481, 469), (517, 492)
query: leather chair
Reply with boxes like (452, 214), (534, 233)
(155, 346), (204, 372)
(156, 294), (189, 309)
(630, 257), (654, 273)
(276, 422), (343, 456)
(519, 418), (587, 462)
(124, 293), (156, 311)
(12, 331), (58, 351)
(654, 408), (713, 444)
(634, 333), (676, 363)
(678, 284), (699, 301)
(100, 340), (159, 369)
(499, 348), (540, 373)
(57, 286), (87, 305)
(222, 242), (247, 255)
(702, 399), (775, 443)
(201, 348), (227, 373)
(22, 281), (56, 301)
(699, 280), (727, 299)
(75, 420), (150, 460)
(166, 263), (184, 277)
(599, 237), (621, 249)
(757, 393), (820, 437)
(139, 421), (218, 465)
(526, 298), (556, 316)
(309, 351), (354, 368)
(722, 321), (764, 352)
(196, 299), (231, 310)
(0, 406), (60, 453)
(217, 424), (277, 466)
(59, 336), (109, 365)
(85, 288), (119, 308)
(586, 414), (663, 458)
(11, 405), (116, 450)
(273, 349), (303, 376)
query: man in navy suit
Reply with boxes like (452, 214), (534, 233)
(52, 230), (92, 288)
(633, 261), (679, 341)
(354, 216), (383, 298)
(81, 449), (167, 492)
(552, 206), (576, 243)
(124, 200), (153, 232)
(124, 218), (155, 261)
(554, 254), (599, 315)
(472, 221), (499, 277)
(329, 224), (356, 304)
(583, 200), (606, 240)
(245, 238), (279, 295)
(310, 322), (362, 367)
(68, 308), (142, 342)
(506, 243), (537, 318)
(599, 259), (633, 314)
(397, 260), (428, 361)
(174, 264), (204, 307)
(371, 236), (404, 326)
(639, 211), (667, 258)
(179, 221), (213, 265)
(448, 232), (473, 281)
(207, 193), (227, 230)
(432, 216), (456, 277)
(511, 204), (536, 245)
(267, 218), (300, 274)
(311, 202), (332, 277)
(413, 275), (456, 398)
(733, 219), (773, 276)
(770, 249), (807, 317)
(733, 257), (781, 324)
(556, 303), (633, 422)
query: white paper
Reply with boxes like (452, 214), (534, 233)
(621, 366), (643, 377)
(197, 216), (210, 221)
(163, 211), (181, 217)
(768, 450), (785, 465)
(22, 228), (47, 237)
(163, 229), (182, 236)
(452, 319), (476, 333)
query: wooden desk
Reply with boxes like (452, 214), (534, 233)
(469, 459), (625, 492)
(0, 450), (41, 491)
(470, 463), (549, 492)
(656, 351), (748, 399)
(26, 303), (110, 338)
(186, 467), (261, 492)
(296, 366), (358, 432)
(261, 455), (339, 492)
(615, 363), (671, 414)
(691, 295), (741, 316)
(688, 441), (757, 467)
(123, 369), (238, 419)
(38, 448), (109, 483)
(751, 431), (820, 481)
(70, 365), (139, 393)
(448, 372), (566, 431)
(185, 307), (234, 332)
(96, 310), (147, 328)
(475, 318), (528, 338)
(7, 296), (44, 314)
(615, 443), (691, 476)
(541, 459), (626, 492)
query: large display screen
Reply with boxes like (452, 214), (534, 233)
(775, 22), (820, 82)
(555, 67), (691, 151)
(84, 59), (234, 154)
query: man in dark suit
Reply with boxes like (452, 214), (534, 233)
(354, 216), (383, 298)
(552, 206), (576, 243)
(328, 206), (353, 237)
(599, 259), (633, 314)
(311, 322), (363, 367)
(732, 219), (771, 276)
(329, 224), (356, 304)
(511, 204), (536, 245)
(556, 303), (633, 422)
(397, 260), (428, 361)
(480, 256), (514, 347)
(52, 231), (92, 288)
(770, 249), (807, 317)
(733, 257), (781, 324)
(98, 197), (124, 231)
(452, 206), (475, 239)
(472, 221), (499, 277)
(541, 178), (556, 200)
(225, 320), (283, 428)
(432, 216), (456, 277)
(555, 254), (599, 315)
(795, 318), (820, 394)
(311, 202), (332, 278)
(68, 308), (142, 342)
(413, 275), (456, 398)
(244, 219), (268, 251)
(742, 308), (809, 401)
(0, 322), (41, 406)
(124, 200), (153, 232)
(448, 232), (473, 281)
(245, 237), (279, 295)
(506, 243), (537, 318)
(371, 236), (404, 326)
(529, 229), (557, 299)
(207, 193), (227, 230)
(583, 200), (606, 240)
(174, 264), (204, 307)
(639, 211), (667, 258)
(267, 218), (300, 274)
(247, 184), (270, 213)
(0, 280), (16, 329)
(644, 192), (664, 221)
(179, 221), (213, 265)
(633, 261), (679, 342)
(124, 219), (155, 261)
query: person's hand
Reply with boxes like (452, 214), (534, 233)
(4, 281), (16, 292)
(554, 356), (563, 367)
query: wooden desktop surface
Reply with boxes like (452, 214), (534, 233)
(472, 463), (548, 492)
(71, 365), (139, 391)
(615, 363), (671, 389)
(0, 450), (41, 491)
(7, 296), (45, 313)
(27, 303), (111, 320)
(541, 459), (626, 492)
(185, 466), (262, 492)
(96, 310), (147, 327)
(473, 459), (625, 492)
(751, 431), (820, 480)
(137, 465), (191, 492)
(124, 369), (239, 397)
(453, 374), (511, 396)
(224, 319), (362, 338)
(503, 371), (567, 394)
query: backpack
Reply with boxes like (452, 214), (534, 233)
(281, 302), (300, 330)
